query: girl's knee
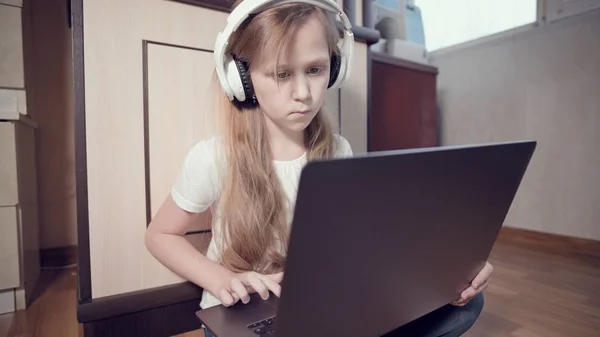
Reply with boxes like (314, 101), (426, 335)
(456, 292), (485, 333)
(469, 291), (485, 317)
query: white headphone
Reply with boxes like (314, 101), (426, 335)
(213, 0), (354, 106)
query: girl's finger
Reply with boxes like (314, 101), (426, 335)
(231, 277), (250, 304)
(267, 272), (284, 284)
(232, 292), (239, 303)
(476, 280), (489, 294)
(472, 262), (494, 289)
(256, 273), (282, 297)
(247, 272), (270, 300)
(460, 286), (477, 302)
(219, 288), (235, 307)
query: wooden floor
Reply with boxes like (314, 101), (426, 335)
(1, 228), (599, 337)
(0, 267), (82, 337)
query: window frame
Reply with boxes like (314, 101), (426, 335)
(414, 0), (544, 54)
(420, 0), (600, 56)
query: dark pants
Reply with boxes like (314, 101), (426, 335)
(203, 292), (484, 337)
(381, 292), (484, 337)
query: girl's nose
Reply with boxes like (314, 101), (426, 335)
(292, 76), (311, 101)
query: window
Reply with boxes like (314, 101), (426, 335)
(414, 0), (538, 51)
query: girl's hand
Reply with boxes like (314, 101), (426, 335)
(217, 271), (284, 307)
(451, 261), (493, 306)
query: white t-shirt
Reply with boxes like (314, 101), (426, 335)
(170, 134), (354, 309)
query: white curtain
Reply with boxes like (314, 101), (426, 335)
(414, 0), (538, 51)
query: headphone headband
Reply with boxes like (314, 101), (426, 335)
(214, 0), (354, 102)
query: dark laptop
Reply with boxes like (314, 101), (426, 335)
(195, 140), (537, 337)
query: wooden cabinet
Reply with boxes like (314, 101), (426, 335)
(0, 118), (40, 312)
(0, 1), (40, 313)
(75, 0), (368, 305)
(368, 51), (439, 151)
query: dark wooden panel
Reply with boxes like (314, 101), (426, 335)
(78, 282), (203, 323)
(369, 51), (439, 152)
(71, 0), (92, 302)
(82, 298), (203, 337)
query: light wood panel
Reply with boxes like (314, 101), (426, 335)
(83, 0), (229, 299)
(146, 42), (217, 231)
(145, 41), (214, 270)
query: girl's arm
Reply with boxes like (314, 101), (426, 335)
(145, 196), (283, 306)
(145, 195), (234, 298)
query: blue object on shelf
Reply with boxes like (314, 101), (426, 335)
(375, 0), (426, 46)
(405, 4), (426, 45)
(377, 0), (400, 11)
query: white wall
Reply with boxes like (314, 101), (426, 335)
(430, 9), (600, 241)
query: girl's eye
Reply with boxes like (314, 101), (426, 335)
(308, 67), (323, 74)
(277, 72), (290, 79)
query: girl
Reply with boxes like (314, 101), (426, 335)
(145, 0), (489, 336)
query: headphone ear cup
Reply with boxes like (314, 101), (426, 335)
(328, 53), (341, 88)
(233, 57), (257, 107)
(226, 58), (246, 102)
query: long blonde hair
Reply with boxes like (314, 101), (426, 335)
(212, 0), (344, 274)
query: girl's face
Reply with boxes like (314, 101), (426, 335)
(250, 14), (331, 136)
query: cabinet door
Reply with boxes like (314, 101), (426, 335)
(0, 122), (18, 206)
(0, 206), (20, 290)
(82, 0), (231, 299)
(369, 53), (438, 151)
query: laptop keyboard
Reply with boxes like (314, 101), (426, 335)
(246, 316), (276, 336)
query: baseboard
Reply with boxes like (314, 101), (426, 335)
(78, 281), (203, 337)
(82, 298), (202, 337)
(497, 226), (600, 258)
(77, 281), (203, 323)
(41, 245), (78, 268)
